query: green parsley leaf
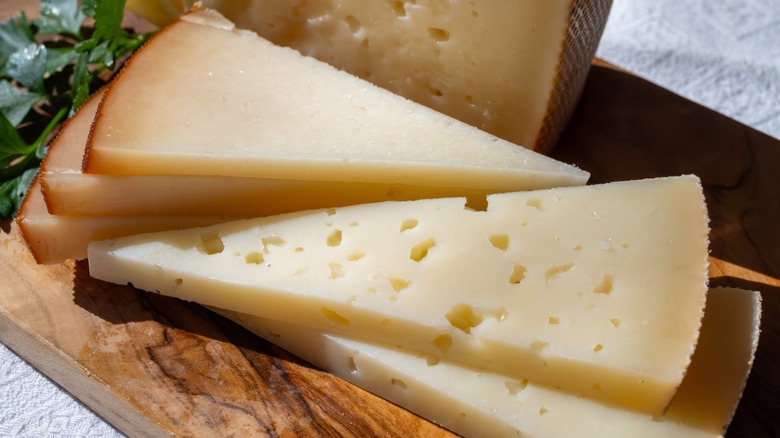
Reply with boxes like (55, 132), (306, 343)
(0, 79), (44, 126)
(81, 0), (99, 19)
(0, 12), (35, 74)
(44, 46), (78, 76)
(70, 51), (91, 112)
(0, 110), (35, 172)
(0, 0), (155, 218)
(0, 167), (37, 218)
(36, 0), (87, 37)
(6, 43), (47, 92)
(92, 0), (127, 43)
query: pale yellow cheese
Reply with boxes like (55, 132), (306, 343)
(87, 176), (710, 413)
(216, 287), (760, 438)
(83, 9), (589, 192)
(40, 90), (584, 218)
(129, 0), (613, 153)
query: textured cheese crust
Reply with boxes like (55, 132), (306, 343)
(131, 0), (613, 153)
(83, 9), (588, 191)
(87, 176), (710, 413)
(16, 177), (228, 264)
(216, 287), (760, 438)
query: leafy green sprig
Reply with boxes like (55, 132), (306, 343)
(0, 0), (155, 218)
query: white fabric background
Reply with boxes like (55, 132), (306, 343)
(2, 0), (778, 435)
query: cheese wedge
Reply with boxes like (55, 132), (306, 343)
(16, 177), (230, 264)
(215, 287), (760, 438)
(40, 91), (583, 218)
(87, 175), (710, 413)
(82, 8), (588, 192)
(128, 0), (612, 153)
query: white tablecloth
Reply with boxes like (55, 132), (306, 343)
(2, 0), (778, 435)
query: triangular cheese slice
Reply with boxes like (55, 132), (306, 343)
(40, 91), (568, 217)
(82, 8), (588, 192)
(127, 0), (612, 153)
(88, 175), (710, 413)
(216, 286), (760, 438)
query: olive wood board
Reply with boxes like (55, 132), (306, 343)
(1, 7), (779, 438)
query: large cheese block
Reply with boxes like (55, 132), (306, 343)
(216, 286), (761, 438)
(128, 0), (613, 153)
(41, 88), (584, 218)
(87, 175), (710, 413)
(82, 8), (589, 192)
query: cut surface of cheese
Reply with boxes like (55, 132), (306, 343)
(16, 177), (230, 264)
(216, 287), (760, 438)
(39, 90), (581, 218)
(82, 8), (588, 192)
(88, 175), (710, 413)
(129, 0), (613, 153)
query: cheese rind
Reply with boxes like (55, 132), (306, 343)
(216, 287), (760, 438)
(83, 9), (588, 191)
(87, 176), (710, 413)
(16, 177), (230, 264)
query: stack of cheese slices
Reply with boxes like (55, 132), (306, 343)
(17, 7), (760, 438)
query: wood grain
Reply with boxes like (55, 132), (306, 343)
(0, 221), (450, 437)
(1, 2), (779, 436)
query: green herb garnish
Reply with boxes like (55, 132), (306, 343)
(0, 0), (155, 218)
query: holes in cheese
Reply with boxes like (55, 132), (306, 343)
(388, 277), (411, 292)
(427, 27), (449, 42)
(327, 229), (343, 247)
(344, 15), (361, 34)
(347, 356), (358, 375)
(322, 307), (350, 327)
(530, 340), (550, 352)
(445, 304), (507, 335)
(505, 379), (529, 396)
(244, 251), (264, 264)
(424, 356), (439, 366)
(526, 198), (542, 210)
(347, 251), (365, 261)
(488, 234), (509, 251)
(391, 1), (406, 17)
(593, 273), (614, 295)
(432, 334), (452, 354)
(400, 219), (418, 232)
(609, 318), (621, 328)
(261, 235), (285, 253)
(544, 263), (574, 281)
(87, 176), (710, 414)
(509, 263), (527, 285)
(329, 262), (345, 279)
(410, 237), (436, 262)
(391, 378), (408, 390)
(197, 233), (224, 255)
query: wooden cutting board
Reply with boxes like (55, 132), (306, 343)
(1, 4), (779, 437)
